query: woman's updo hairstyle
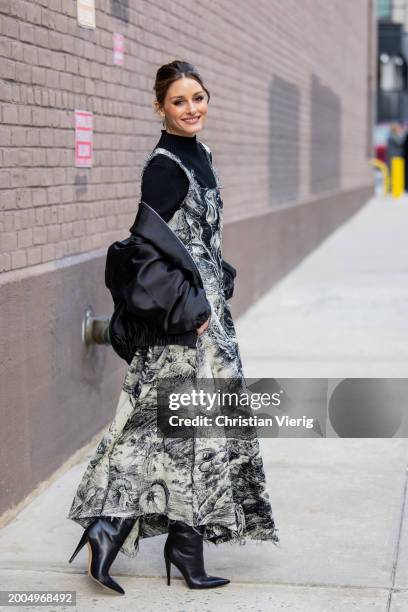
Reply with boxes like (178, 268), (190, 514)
(154, 60), (211, 126)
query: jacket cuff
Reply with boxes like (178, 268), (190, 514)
(221, 259), (237, 278)
(222, 258), (237, 301)
(194, 305), (212, 328)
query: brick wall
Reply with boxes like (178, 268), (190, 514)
(0, 0), (376, 515)
(0, 0), (375, 274)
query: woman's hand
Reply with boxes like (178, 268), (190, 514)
(196, 316), (210, 336)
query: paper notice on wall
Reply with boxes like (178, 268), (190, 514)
(77, 0), (95, 29)
(75, 110), (93, 167)
(113, 33), (124, 65)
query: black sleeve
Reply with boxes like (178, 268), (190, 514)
(141, 155), (190, 222)
(221, 258), (237, 300)
(105, 237), (212, 334)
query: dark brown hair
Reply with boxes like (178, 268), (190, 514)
(154, 60), (210, 122)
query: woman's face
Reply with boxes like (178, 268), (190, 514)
(157, 77), (208, 137)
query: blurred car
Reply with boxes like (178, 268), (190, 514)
(373, 122), (392, 163)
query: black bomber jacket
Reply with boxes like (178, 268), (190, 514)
(105, 200), (237, 364)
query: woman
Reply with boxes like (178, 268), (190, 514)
(67, 60), (280, 595)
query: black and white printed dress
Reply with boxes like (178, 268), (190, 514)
(67, 131), (280, 558)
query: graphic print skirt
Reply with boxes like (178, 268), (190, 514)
(67, 295), (280, 558)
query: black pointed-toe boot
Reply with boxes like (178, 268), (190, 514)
(68, 516), (135, 595)
(164, 519), (230, 589)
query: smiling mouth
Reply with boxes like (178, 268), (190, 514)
(183, 116), (200, 121)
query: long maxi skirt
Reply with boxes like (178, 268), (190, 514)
(67, 291), (280, 558)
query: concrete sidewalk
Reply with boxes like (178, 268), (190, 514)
(1, 195), (408, 611)
(236, 194), (408, 378)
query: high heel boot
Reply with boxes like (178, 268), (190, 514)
(164, 519), (230, 589)
(68, 516), (135, 595)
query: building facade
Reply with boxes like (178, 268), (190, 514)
(0, 0), (376, 516)
(377, 0), (408, 122)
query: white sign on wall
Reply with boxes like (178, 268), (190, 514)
(75, 110), (93, 167)
(113, 33), (124, 66)
(77, 0), (96, 29)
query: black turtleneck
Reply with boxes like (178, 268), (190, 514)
(141, 129), (217, 222)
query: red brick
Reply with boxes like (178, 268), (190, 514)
(3, 104), (18, 124)
(33, 226), (46, 245)
(15, 62), (31, 83)
(0, 127), (12, 146)
(0, 81), (13, 102)
(41, 242), (55, 261)
(25, 2), (42, 25)
(17, 228), (32, 248)
(0, 231), (17, 251)
(11, 249), (27, 268)
(1, 15), (19, 39)
(0, 189), (16, 210)
(0, 252), (11, 271)
(0, 58), (16, 79)
(19, 22), (34, 44)
(26, 245), (42, 265)
(31, 66), (46, 85)
(0, 169), (11, 187)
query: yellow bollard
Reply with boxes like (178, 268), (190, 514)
(371, 158), (390, 196)
(391, 156), (404, 198)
